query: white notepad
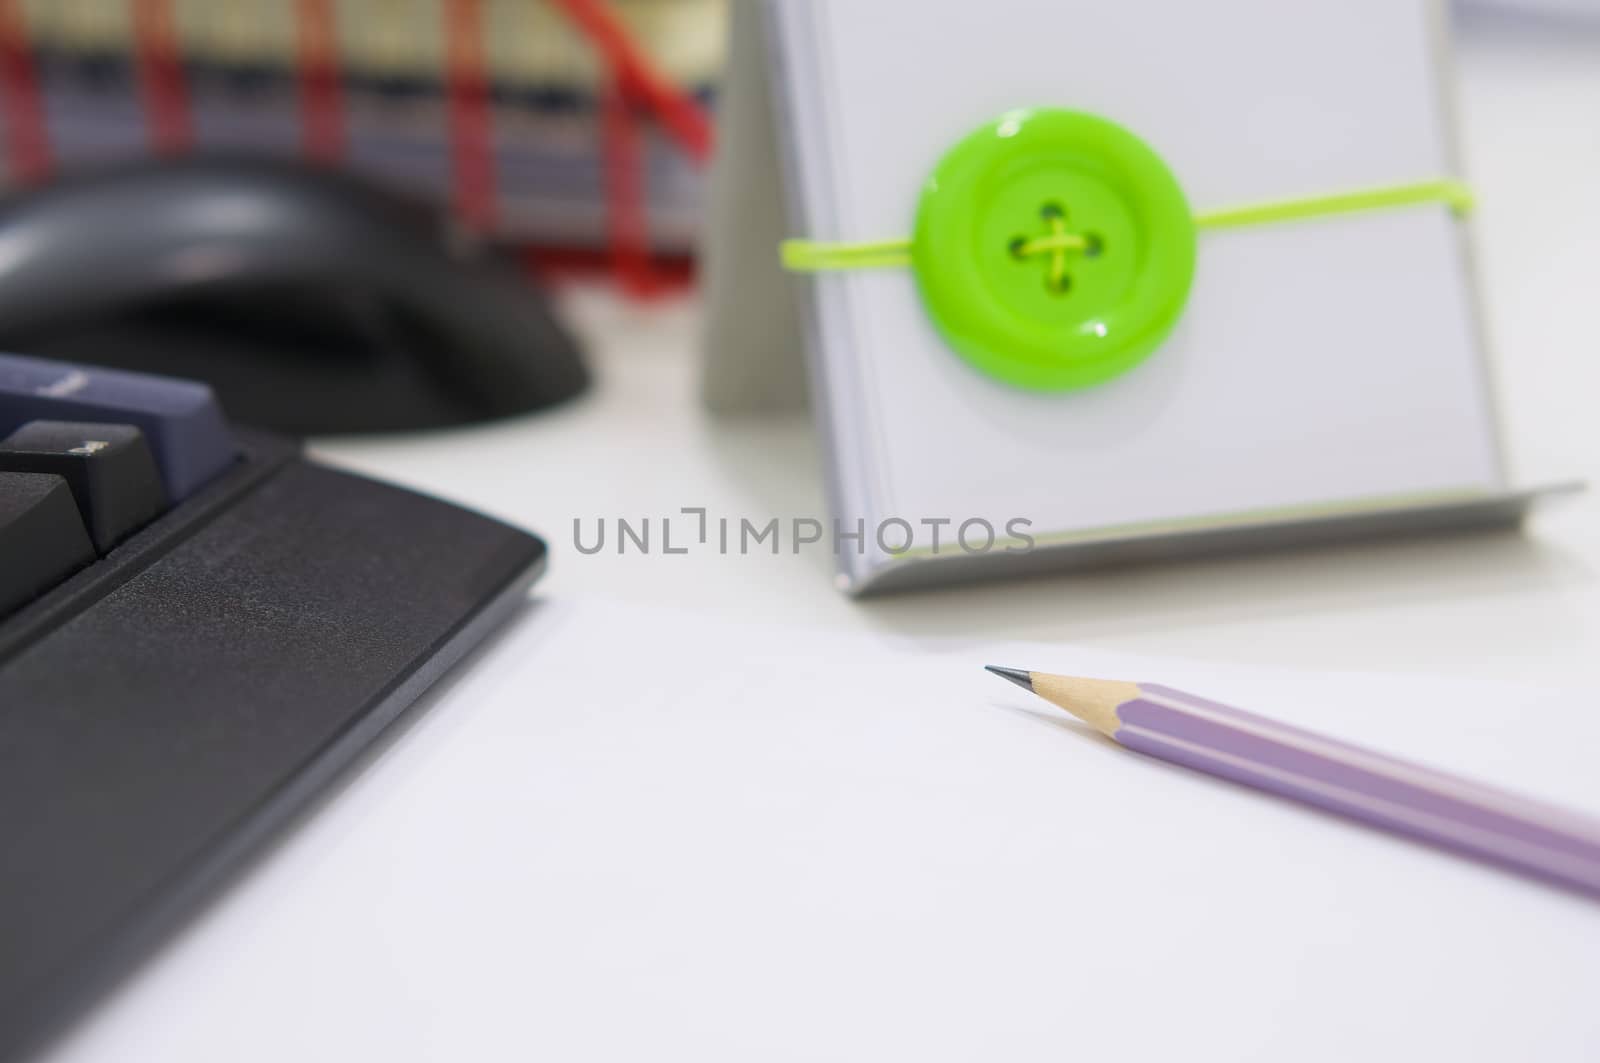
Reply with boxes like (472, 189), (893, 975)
(702, 0), (1579, 593)
(46, 599), (1600, 1062)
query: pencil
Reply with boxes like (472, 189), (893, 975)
(985, 666), (1600, 898)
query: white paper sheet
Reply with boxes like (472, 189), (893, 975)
(45, 598), (1600, 1062)
(772, 0), (1505, 583)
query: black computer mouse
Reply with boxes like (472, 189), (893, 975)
(0, 156), (589, 434)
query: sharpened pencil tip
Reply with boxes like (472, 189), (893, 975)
(984, 665), (1034, 692)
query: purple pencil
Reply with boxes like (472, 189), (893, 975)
(986, 667), (1600, 898)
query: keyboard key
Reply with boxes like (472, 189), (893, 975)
(0, 353), (237, 501)
(0, 421), (167, 552)
(0, 472), (95, 614)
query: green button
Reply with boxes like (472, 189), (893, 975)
(911, 108), (1196, 391)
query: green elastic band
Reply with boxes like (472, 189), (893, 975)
(1192, 178), (1474, 230)
(781, 237), (914, 270)
(779, 178), (1474, 272)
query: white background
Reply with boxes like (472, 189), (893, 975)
(44, 601), (1600, 1061)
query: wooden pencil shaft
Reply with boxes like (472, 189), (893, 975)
(1013, 670), (1600, 899)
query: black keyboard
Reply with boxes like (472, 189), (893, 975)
(0, 353), (546, 1059)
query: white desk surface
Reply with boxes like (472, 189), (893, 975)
(30, 18), (1600, 1063)
(316, 21), (1600, 692)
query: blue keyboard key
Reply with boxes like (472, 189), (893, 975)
(0, 353), (237, 500)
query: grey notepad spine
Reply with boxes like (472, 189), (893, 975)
(699, 0), (808, 414)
